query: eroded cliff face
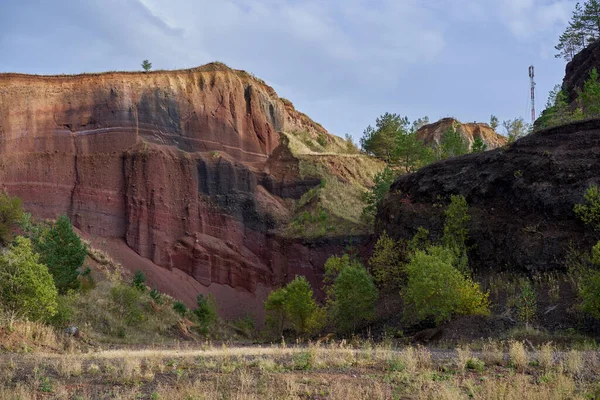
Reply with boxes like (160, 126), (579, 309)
(564, 39), (600, 104)
(378, 119), (600, 274)
(0, 63), (344, 319)
(416, 118), (507, 150)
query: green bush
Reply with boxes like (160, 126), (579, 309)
(110, 284), (144, 325)
(149, 288), (163, 304)
(368, 231), (407, 288)
(0, 237), (58, 320)
(0, 191), (24, 246)
(442, 194), (471, 273)
(403, 246), (489, 324)
(317, 134), (328, 148)
(132, 270), (146, 292)
(173, 301), (187, 317)
(574, 184), (600, 231)
(194, 294), (218, 330)
(516, 279), (537, 326)
(31, 215), (87, 293)
(325, 255), (378, 334)
(264, 276), (323, 337)
(362, 166), (396, 222)
(575, 241), (600, 319)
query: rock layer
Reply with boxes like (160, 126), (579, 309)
(378, 119), (600, 273)
(416, 118), (507, 150)
(0, 64), (342, 319)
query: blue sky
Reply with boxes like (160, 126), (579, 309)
(0, 0), (576, 141)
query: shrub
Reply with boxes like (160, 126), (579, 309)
(173, 301), (187, 317)
(0, 191), (24, 246)
(325, 255), (378, 334)
(574, 184), (600, 231)
(471, 136), (488, 153)
(516, 279), (537, 327)
(110, 284), (144, 325)
(403, 246), (489, 324)
(149, 288), (163, 304)
(32, 215), (87, 294)
(132, 270), (146, 292)
(362, 167), (396, 222)
(264, 287), (288, 336)
(439, 126), (469, 159)
(264, 276), (323, 337)
(317, 134), (328, 148)
(194, 294), (218, 330)
(442, 194), (471, 273)
(283, 276), (321, 335)
(0, 237), (58, 320)
(368, 232), (407, 288)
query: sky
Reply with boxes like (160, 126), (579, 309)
(0, 0), (577, 141)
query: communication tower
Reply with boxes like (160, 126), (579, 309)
(529, 65), (536, 123)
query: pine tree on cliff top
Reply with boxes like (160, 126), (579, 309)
(556, 1), (600, 61)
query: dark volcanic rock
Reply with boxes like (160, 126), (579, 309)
(564, 39), (600, 103)
(377, 119), (600, 274)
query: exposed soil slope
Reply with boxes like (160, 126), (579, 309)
(0, 63), (376, 319)
(416, 118), (507, 150)
(377, 119), (600, 273)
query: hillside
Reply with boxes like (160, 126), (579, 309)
(416, 118), (507, 150)
(0, 63), (381, 320)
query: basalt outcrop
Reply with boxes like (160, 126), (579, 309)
(0, 63), (362, 319)
(377, 119), (600, 274)
(416, 118), (507, 150)
(564, 39), (600, 103)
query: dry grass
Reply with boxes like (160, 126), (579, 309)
(0, 342), (598, 399)
(509, 340), (529, 371)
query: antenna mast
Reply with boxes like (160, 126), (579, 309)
(529, 65), (536, 123)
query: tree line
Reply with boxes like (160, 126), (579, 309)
(556, 1), (600, 61)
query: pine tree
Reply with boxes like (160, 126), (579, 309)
(580, 67), (600, 117)
(556, 1), (600, 61)
(141, 60), (152, 72)
(471, 136), (488, 153)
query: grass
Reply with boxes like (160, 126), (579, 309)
(0, 341), (598, 399)
(281, 137), (385, 238)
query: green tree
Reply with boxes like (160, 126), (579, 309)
(360, 113), (409, 161)
(503, 118), (531, 143)
(0, 191), (24, 246)
(33, 215), (87, 294)
(574, 184), (600, 230)
(580, 68), (600, 117)
(325, 255), (378, 334)
(264, 287), (288, 336)
(362, 166), (396, 222)
(194, 294), (218, 330)
(574, 241), (600, 319)
(393, 132), (435, 172)
(368, 232), (407, 288)
(141, 60), (152, 72)
(555, 1), (600, 61)
(439, 126), (469, 159)
(403, 246), (489, 324)
(284, 276), (320, 335)
(516, 280), (537, 327)
(0, 237), (58, 320)
(489, 115), (499, 131)
(471, 136), (488, 153)
(411, 116), (430, 132)
(442, 194), (471, 273)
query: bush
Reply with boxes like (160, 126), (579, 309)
(325, 255), (378, 334)
(132, 270), (146, 292)
(173, 301), (187, 317)
(442, 194), (471, 273)
(516, 279), (537, 327)
(110, 284), (144, 325)
(574, 184), (600, 231)
(149, 288), (163, 304)
(362, 167), (396, 222)
(576, 242), (600, 319)
(32, 215), (87, 293)
(0, 237), (58, 320)
(194, 294), (218, 330)
(0, 191), (24, 246)
(264, 276), (323, 337)
(368, 232), (407, 288)
(403, 246), (489, 324)
(317, 134), (328, 148)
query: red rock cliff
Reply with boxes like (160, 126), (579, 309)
(0, 63), (339, 320)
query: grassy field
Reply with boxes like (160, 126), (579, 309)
(1, 340), (599, 399)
